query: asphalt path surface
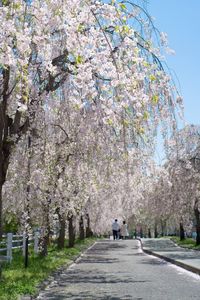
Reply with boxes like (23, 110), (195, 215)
(37, 240), (200, 300)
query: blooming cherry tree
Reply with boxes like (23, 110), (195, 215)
(0, 0), (182, 241)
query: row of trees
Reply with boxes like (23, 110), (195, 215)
(135, 125), (200, 245)
(0, 0), (182, 254)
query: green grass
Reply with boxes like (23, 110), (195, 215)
(170, 236), (200, 250)
(0, 237), (97, 300)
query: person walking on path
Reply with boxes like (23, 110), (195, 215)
(121, 220), (129, 239)
(112, 219), (120, 240)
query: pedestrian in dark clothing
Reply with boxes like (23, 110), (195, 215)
(112, 219), (120, 240)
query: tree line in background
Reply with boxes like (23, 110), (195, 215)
(0, 0), (187, 255)
(132, 125), (200, 245)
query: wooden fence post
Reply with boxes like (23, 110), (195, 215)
(6, 233), (13, 263)
(22, 233), (26, 257)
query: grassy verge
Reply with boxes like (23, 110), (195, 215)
(0, 237), (97, 300)
(170, 236), (200, 250)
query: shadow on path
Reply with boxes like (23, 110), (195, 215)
(40, 290), (142, 300)
(56, 269), (150, 285)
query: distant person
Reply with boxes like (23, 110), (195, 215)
(121, 220), (129, 240)
(118, 228), (122, 240)
(112, 219), (120, 240)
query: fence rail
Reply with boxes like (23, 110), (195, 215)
(0, 233), (39, 263)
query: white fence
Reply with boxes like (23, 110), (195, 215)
(0, 232), (39, 263)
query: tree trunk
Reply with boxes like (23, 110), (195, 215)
(0, 67), (30, 238)
(161, 220), (166, 237)
(44, 202), (51, 246)
(79, 215), (84, 240)
(154, 223), (158, 238)
(57, 217), (66, 249)
(0, 147), (11, 238)
(148, 228), (151, 238)
(134, 229), (137, 239)
(86, 213), (92, 238)
(194, 206), (200, 246)
(0, 184), (3, 239)
(0, 68), (11, 238)
(68, 215), (76, 248)
(46, 210), (51, 246)
(40, 233), (49, 257)
(24, 134), (32, 231)
(39, 200), (52, 256)
(179, 222), (185, 241)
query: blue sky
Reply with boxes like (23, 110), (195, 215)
(147, 1), (200, 126)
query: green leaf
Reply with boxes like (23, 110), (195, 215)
(78, 24), (85, 33)
(152, 95), (159, 104)
(75, 55), (84, 64)
(119, 3), (127, 10)
(107, 119), (113, 126)
(115, 25), (120, 33)
(149, 74), (156, 81)
(122, 25), (130, 34)
(143, 111), (149, 120)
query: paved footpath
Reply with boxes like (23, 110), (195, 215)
(141, 238), (200, 275)
(36, 239), (200, 299)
